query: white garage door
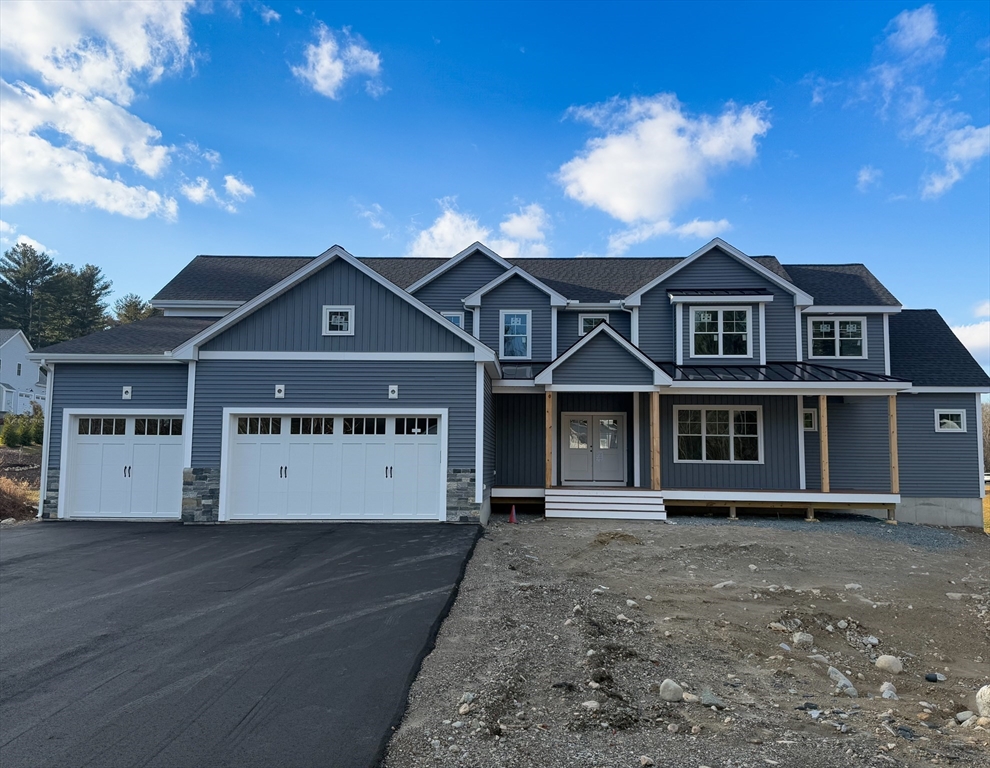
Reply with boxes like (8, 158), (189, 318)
(66, 416), (184, 518)
(227, 414), (443, 521)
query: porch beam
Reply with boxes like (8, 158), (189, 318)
(545, 391), (554, 489)
(888, 394), (899, 495)
(818, 394), (830, 493)
(650, 391), (661, 490)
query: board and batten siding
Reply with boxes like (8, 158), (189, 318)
(413, 250), (507, 333)
(494, 392), (544, 487)
(48, 363), (189, 471)
(553, 332), (653, 386)
(802, 314), (887, 375)
(202, 257), (471, 353)
(483, 369), (495, 494)
(661, 394), (800, 490)
(896, 393), (981, 498)
(802, 396), (822, 491)
(191, 360), (476, 468)
(825, 396), (891, 492)
(556, 310), (632, 353)
(479, 276), (553, 362)
(638, 248), (797, 362)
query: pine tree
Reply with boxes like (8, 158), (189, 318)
(0, 243), (58, 346)
(112, 293), (157, 325)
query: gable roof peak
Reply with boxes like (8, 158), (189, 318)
(405, 241), (511, 293)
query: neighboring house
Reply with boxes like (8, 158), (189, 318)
(1, 329), (47, 416)
(29, 239), (989, 527)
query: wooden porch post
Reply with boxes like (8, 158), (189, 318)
(887, 395), (899, 524)
(650, 391), (661, 491)
(545, 391), (554, 489)
(818, 394), (830, 493)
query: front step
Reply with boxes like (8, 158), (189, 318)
(544, 488), (666, 520)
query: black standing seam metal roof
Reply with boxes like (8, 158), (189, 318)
(655, 361), (907, 384)
(888, 310), (990, 387)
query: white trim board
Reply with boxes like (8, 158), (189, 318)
(905, 386), (990, 394)
(30, 354), (185, 364)
(661, 489), (900, 504)
(217, 406), (449, 523)
(37, 361), (54, 518)
(668, 294), (774, 304)
(475, 362), (485, 504)
(546, 508), (668, 521)
(197, 351), (481, 361)
(624, 238), (814, 307)
(977, 394), (985, 499)
(806, 315), (868, 361)
(802, 306), (901, 314)
(184, 361), (196, 467)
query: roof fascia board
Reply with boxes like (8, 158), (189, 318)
(669, 294), (774, 304)
(905, 386), (990, 394)
(151, 300), (244, 309)
(171, 245), (497, 364)
(803, 305), (902, 314)
(562, 301), (625, 311)
(406, 241), (511, 293)
(624, 238), (813, 307)
(27, 354), (184, 364)
(463, 266), (568, 307)
(534, 322), (672, 385)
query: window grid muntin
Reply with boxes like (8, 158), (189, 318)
(343, 417), (386, 435)
(674, 406), (762, 463)
(395, 417), (438, 436)
(78, 417), (126, 436)
(500, 310), (532, 359)
(690, 306), (751, 358)
(290, 417), (334, 435)
(236, 416), (282, 435)
(578, 313), (608, 336)
(135, 418), (183, 436)
(322, 305), (355, 336)
(808, 316), (866, 359)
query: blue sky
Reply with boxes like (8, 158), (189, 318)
(0, 1), (988, 365)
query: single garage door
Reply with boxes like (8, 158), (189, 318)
(66, 416), (184, 518)
(227, 414), (443, 521)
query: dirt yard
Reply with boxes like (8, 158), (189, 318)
(0, 445), (42, 489)
(385, 513), (990, 768)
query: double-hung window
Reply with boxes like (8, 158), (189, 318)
(809, 317), (865, 358)
(675, 406), (762, 463)
(578, 313), (608, 336)
(500, 310), (531, 359)
(322, 305), (354, 336)
(691, 307), (750, 357)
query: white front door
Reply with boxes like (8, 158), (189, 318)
(66, 416), (184, 518)
(561, 412), (626, 485)
(226, 414), (443, 520)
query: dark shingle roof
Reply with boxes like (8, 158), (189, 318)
(35, 316), (218, 355)
(506, 258), (683, 301)
(782, 264), (899, 306)
(153, 256), (314, 301)
(888, 310), (990, 387)
(357, 257), (446, 287)
(0, 329), (22, 345)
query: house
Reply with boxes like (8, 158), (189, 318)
(1, 329), (46, 416)
(29, 239), (989, 527)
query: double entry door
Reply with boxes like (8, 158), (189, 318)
(561, 412), (626, 485)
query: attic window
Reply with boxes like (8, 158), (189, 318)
(578, 314), (608, 336)
(322, 305), (354, 336)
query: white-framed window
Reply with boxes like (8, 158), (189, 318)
(934, 409), (966, 432)
(808, 316), (866, 358)
(16, 363), (22, 376)
(578, 313), (609, 336)
(322, 305), (355, 336)
(674, 406), (763, 463)
(500, 310), (532, 359)
(441, 311), (464, 329)
(690, 306), (752, 358)
(802, 408), (818, 431)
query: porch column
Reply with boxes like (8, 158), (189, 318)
(650, 391), (661, 490)
(545, 391), (554, 489)
(888, 394), (899, 494)
(818, 394), (830, 493)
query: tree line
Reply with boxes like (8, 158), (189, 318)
(0, 243), (157, 348)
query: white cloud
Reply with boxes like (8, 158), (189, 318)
(558, 94), (768, 253)
(606, 218), (731, 256)
(921, 125), (990, 199)
(407, 199), (490, 259)
(16, 234), (55, 254)
(856, 165), (882, 192)
(976, 301), (990, 319)
(493, 203), (551, 258)
(0, 220), (57, 253)
(223, 174), (254, 201)
(292, 23), (383, 99)
(358, 202), (387, 231)
(883, 5), (945, 64)
(0, 0), (195, 219)
(0, 220), (14, 234)
(952, 320), (990, 367)
(257, 4), (280, 24)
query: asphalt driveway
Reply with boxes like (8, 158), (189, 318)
(0, 521), (480, 768)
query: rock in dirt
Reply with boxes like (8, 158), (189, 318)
(581, 700), (600, 711)
(828, 666), (858, 697)
(925, 673), (947, 683)
(956, 711), (975, 723)
(792, 631), (814, 648)
(626, 599), (639, 609)
(845, 583), (863, 591)
(875, 655), (903, 675)
(837, 620), (848, 629)
(976, 684), (990, 717)
(667, 723), (680, 733)
(712, 580), (735, 589)
(946, 592), (964, 600)
(458, 692), (476, 705)
(880, 682), (898, 700)
(658, 679), (683, 702)
(682, 692), (699, 704)
(639, 758), (655, 767)
(700, 688), (727, 709)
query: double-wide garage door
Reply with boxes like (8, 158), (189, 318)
(66, 416), (184, 518)
(227, 414), (443, 521)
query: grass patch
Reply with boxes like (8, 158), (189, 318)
(0, 477), (38, 520)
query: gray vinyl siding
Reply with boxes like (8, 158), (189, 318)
(558, 392), (634, 485)
(681, 304), (762, 364)
(202, 257), (471, 353)
(191, 360), (476, 468)
(802, 314), (886, 375)
(48, 363), (189, 471)
(483, 369), (495, 495)
(553, 332), (653, 385)
(638, 248), (797, 362)
(479, 276), (553, 362)
(802, 396), (822, 491)
(413, 250), (508, 334)
(662, 395), (800, 490)
(897, 393), (981, 497)
(557, 310), (632, 353)
(825, 396), (891, 492)
(494, 392), (544, 487)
